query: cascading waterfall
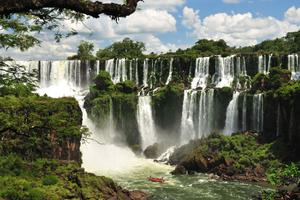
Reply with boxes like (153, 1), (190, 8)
(137, 96), (157, 150)
(166, 58), (174, 85)
(252, 94), (264, 132)
(105, 58), (127, 84)
(191, 57), (210, 89)
(215, 55), (235, 88)
(224, 92), (240, 135)
(135, 59), (139, 86)
(143, 59), (149, 87)
(198, 89), (215, 138)
(288, 54), (300, 80)
(180, 90), (197, 144)
(242, 94), (247, 131)
(258, 55), (271, 74)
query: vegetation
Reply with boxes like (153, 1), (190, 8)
(84, 71), (140, 146)
(96, 38), (146, 59)
(0, 155), (135, 200)
(68, 41), (96, 60)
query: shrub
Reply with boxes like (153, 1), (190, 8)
(42, 175), (59, 186)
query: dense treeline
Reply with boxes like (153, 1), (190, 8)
(68, 30), (300, 60)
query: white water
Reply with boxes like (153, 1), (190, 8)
(180, 90), (197, 144)
(143, 59), (149, 87)
(252, 94), (264, 132)
(215, 55), (235, 88)
(224, 92), (240, 135)
(288, 54), (300, 80)
(137, 96), (157, 150)
(191, 57), (210, 89)
(258, 55), (271, 74)
(242, 94), (247, 131)
(166, 58), (174, 85)
(198, 89), (215, 138)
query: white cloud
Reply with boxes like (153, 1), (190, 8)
(182, 6), (300, 47)
(223, 0), (241, 4)
(1, 7), (178, 60)
(141, 0), (186, 12)
(284, 6), (300, 25)
(182, 7), (201, 29)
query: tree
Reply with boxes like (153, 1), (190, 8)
(96, 37), (145, 59)
(68, 41), (95, 60)
(0, 0), (143, 51)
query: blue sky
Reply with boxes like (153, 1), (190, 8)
(2, 0), (300, 60)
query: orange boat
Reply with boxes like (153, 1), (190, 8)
(148, 177), (165, 183)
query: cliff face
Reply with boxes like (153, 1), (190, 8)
(0, 96), (83, 163)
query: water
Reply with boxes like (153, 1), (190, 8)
(191, 57), (210, 89)
(215, 55), (235, 88)
(12, 60), (270, 200)
(180, 90), (197, 144)
(137, 96), (157, 150)
(103, 163), (266, 200)
(252, 94), (264, 132)
(258, 55), (271, 74)
(288, 54), (300, 80)
(166, 58), (174, 85)
(224, 92), (240, 135)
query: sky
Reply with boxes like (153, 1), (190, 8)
(2, 0), (300, 60)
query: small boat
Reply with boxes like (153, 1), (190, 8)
(148, 177), (165, 183)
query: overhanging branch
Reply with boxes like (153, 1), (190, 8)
(0, 0), (143, 18)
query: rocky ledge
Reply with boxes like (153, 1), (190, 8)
(168, 132), (295, 184)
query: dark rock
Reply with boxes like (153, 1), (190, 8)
(171, 165), (187, 175)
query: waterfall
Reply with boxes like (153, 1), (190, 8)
(104, 58), (127, 84)
(143, 59), (149, 87)
(242, 94), (247, 131)
(252, 94), (264, 132)
(180, 90), (197, 144)
(224, 92), (240, 135)
(198, 89), (215, 138)
(191, 57), (210, 89)
(258, 55), (270, 74)
(268, 54), (272, 72)
(215, 55), (235, 88)
(137, 96), (157, 150)
(105, 59), (114, 82)
(129, 60), (133, 81)
(288, 54), (300, 80)
(166, 58), (174, 85)
(135, 59), (139, 86)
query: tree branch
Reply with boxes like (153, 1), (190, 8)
(0, 0), (143, 18)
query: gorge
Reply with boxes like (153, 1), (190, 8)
(8, 52), (299, 199)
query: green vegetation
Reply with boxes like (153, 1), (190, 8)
(96, 38), (145, 59)
(0, 155), (130, 200)
(0, 95), (85, 161)
(252, 68), (291, 93)
(68, 41), (96, 60)
(0, 60), (38, 97)
(84, 71), (140, 146)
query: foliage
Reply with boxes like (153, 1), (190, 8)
(68, 40), (95, 60)
(0, 60), (38, 97)
(267, 163), (300, 186)
(0, 96), (84, 160)
(275, 81), (300, 100)
(96, 37), (145, 59)
(94, 70), (114, 91)
(0, 155), (128, 200)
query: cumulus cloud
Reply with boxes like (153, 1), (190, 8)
(223, 0), (241, 4)
(182, 6), (300, 47)
(1, 7), (178, 60)
(284, 6), (300, 25)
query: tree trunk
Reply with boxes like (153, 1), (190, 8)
(0, 0), (142, 18)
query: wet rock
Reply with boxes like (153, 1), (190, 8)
(144, 143), (167, 159)
(171, 165), (187, 175)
